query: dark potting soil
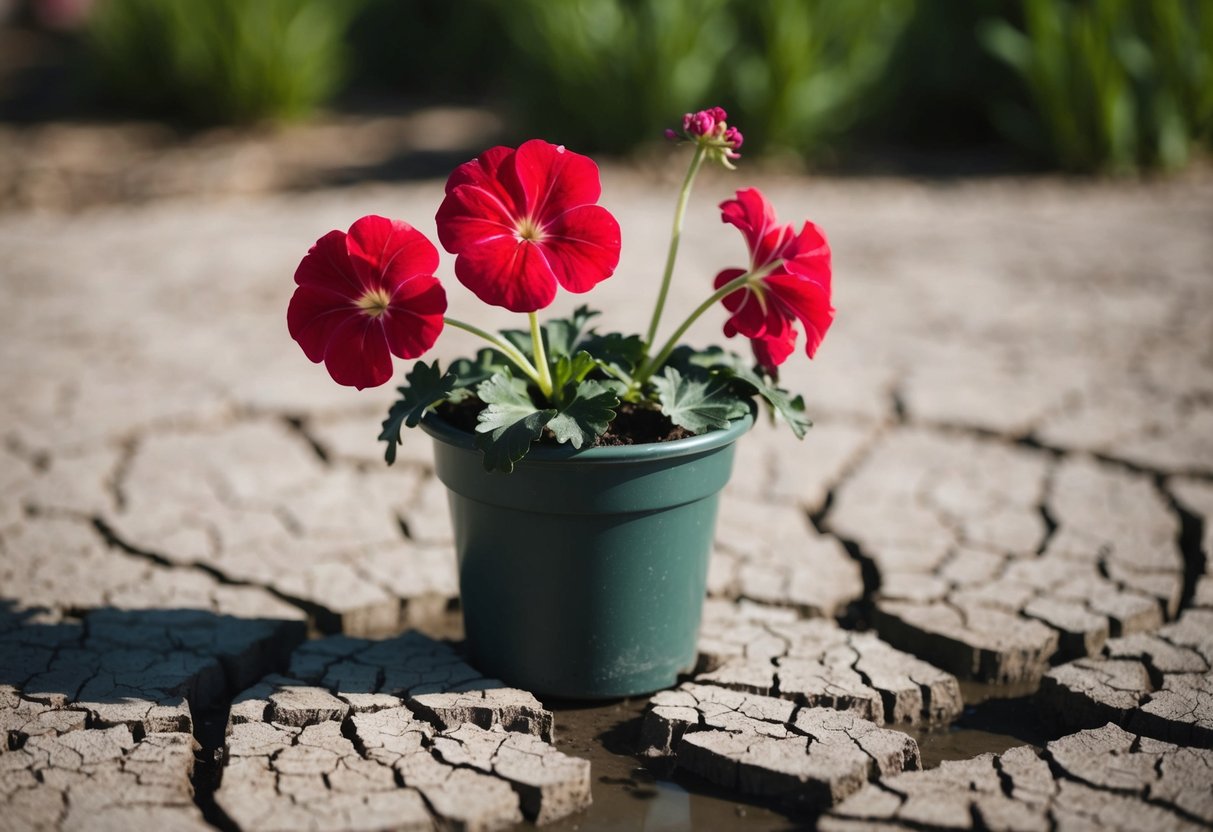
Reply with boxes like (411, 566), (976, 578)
(435, 399), (693, 447)
(592, 402), (693, 446)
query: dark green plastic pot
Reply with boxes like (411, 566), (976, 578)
(421, 412), (754, 700)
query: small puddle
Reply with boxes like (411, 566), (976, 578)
(907, 679), (1051, 769)
(538, 697), (802, 831)
(531, 678), (1051, 831)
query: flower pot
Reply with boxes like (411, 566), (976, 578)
(421, 412), (754, 699)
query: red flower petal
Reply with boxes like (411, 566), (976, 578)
(294, 229), (363, 299)
(435, 181), (517, 255)
(511, 140), (602, 221)
(347, 216), (440, 291)
(752, 328), (796, 372)
(714, 268), (747, 314)
(383, 277), (446, 359)
(720, 188), (779, 265)
(541, 204), (621, 294)
(287, 285), (361, 364)
(454, 236), (558, 312)
(754, 225), (798, 273)
(789, 220), (830, 261)
(322, 314), (395, 390)
(714, 268), (766, 338)
(444, 145), (516, 200)
(764, 271), (835, 359)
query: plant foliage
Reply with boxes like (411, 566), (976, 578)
(86, 0), (361, 124)
(980, 0), (1213, 172)
(380, 307), (807, 472)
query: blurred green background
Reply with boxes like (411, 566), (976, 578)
(4, 0), (1211, 174)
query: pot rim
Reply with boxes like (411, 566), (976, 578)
(421, 408), (755, 466)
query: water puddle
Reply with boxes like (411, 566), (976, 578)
(534, 678), (1050, 831)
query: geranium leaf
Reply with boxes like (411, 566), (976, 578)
(581, 332), (646, 377)
(474, 371), (556, 473)
(548, 380), (620, 449)
(497, 306), (599, 365)
(379, 360), (459, 465)
(448, 348), (512, 401)
(720, 363), (813, 440)
(551, 350), (598, 396)
(652, 367), (750, 435)
(543, 305), (600, 358)
(475, 370), (534, 412)
(663, 347), (813, 440)
(498, 328), (534, 359)
(597, 379), (629, 397)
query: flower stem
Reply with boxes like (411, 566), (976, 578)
(528, 312), (554, 399)
(643, 144), (706, 351)
(443, 317), (542, 386)
(633, 271), (753, 387)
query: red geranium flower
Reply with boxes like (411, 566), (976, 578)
(434, 140), (622, 313)
(714, 188), (834, 372)
(287, 215), (446, 390)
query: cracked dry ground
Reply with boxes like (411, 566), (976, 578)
(2, 170), (1212, 830)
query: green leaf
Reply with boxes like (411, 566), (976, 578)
(663, 347), (813, 440)
(596, 379), (629, 397)
(979, 19), (1032, 71)
(652, 367), (750, 435)
(580, 332), (646, 377)
(547, 379), (620, 449)
(448, 348), (511, 400)
(726, 364), (813, 439)
(474, 371), (556, 473)
(668, 344), (732, 373)
(379, 361), (459, 465)
(498, 328), (534, 360)
(543, 305), (599, 358)
(550, 350), (598, 397)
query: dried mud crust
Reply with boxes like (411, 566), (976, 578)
(696, 600), (964, 725)
(0, 610), (592, 832)
(1039, 575), (1213, 748)
(0, 725), (211, 831)
(435, 399), (693, 446)
(638, 682), (922, 810)
(827, 432), (1190, 684)
(215, 631), (591, 831)
(821, 723), (1213, 831)
(0, 605), (304, 743)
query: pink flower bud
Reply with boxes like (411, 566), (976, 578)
(670, 106), (742, 168)
(688, 111), (716, 137)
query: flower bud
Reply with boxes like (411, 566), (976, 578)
(668, 106), (743, 169)
(686, 110), (716, 137)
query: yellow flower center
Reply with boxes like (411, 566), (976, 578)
(355, 288), (392, 318)
(516, 216), (545, 242)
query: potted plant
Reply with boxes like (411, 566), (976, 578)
(286, 108), (834, 699)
